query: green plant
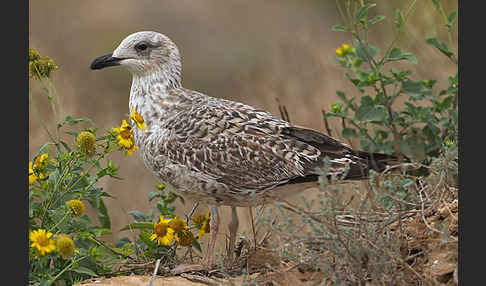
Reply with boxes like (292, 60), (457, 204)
(29, 48), (140, 285)
(326, 0), (457, 163)
(258, 1), (458, 285)
(118, 183), (210, 267)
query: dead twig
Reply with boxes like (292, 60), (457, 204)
(180, 273), (222, 285)
(149, 259), (161, 286)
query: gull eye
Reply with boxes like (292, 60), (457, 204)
(135, 43), (148, 52)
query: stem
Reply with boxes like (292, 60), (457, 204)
(335, 0), (349, 29)
(48, 211), (71, 233)
(40, 155), (76, 228)
(51, 256), (88, 283)
(29, 92), (57, 145)
(380, 0), (418, 65)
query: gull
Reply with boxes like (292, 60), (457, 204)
(90, 31), (395, 273)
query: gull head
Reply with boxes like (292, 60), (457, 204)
(90, 31), (181, 76)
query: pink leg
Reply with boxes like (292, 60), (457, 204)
(205, 206), (220, 268)
(225, 206), (239, 266)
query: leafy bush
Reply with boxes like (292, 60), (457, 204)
(258, 1), (458, 285)
(28, 50), (209, 285)
(326, 0), (457, 163)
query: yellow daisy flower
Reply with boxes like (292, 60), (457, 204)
(30, 229), (56, 256)
(130, 108), (146, 131)
(175, 229), (195, 247)
(193, 211), (211, 238)
(192, 213), (205, 226)
(336, 47), (343, 57)
(114, 120), (138, 155)
(29, 162), (37, 185)
(66, 200), (85, 218)
(169, 216), (188, 233)
(341, 44), (350, 53)
(34, 153), (49, 169)
(56, 234), (75, 259)
(150, 216), (174, 246)
(32, 153), (52, 180)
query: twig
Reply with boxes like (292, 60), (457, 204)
(90, 236), (137, 261)
(186, 202), (200, 224)
(321, 109), (333, 137)
(149, 259), (161, 286)
(276, 98), (291, 123)
(248, 207), (257, 249)
(180, 273), (221, 286)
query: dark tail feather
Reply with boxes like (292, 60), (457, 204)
(343, 151), (400, 180)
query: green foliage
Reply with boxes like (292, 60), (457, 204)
(119, 183), (206, 264)
(328, 0), (458, 162)
(29, 50), (131, 285)
(260, 1), (459, 285)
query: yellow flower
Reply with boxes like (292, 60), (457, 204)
(66, 200), (85, 218)
(336, 47), (343, 57)
(76, 131), (96, 156)
(175, 229), (195, 247)
(29, 48), (59, 79)
(130, 108), (146, 131)
(150, 216), (174, 246)
(30, 229), (56, 256)
(169, 216), (188, 233)
(56, 234), (75, 259)
(33, 153), (52, 180)
(193, 211), (211, 238)
(114, 120), (138, 155)
(341, 44), (350, 53)
(29, 48), (41, 62)
(35, 153), (49, 168)
(192, 214), (205, 226)
(29, 162), (37, 185)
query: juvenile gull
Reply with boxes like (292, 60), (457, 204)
(90, 31), (395, 272)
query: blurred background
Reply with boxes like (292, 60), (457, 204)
(29, 0), (457, 250)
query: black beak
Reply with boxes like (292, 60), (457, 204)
(90, 53), (123, 70)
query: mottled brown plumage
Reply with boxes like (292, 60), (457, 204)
(90, 31), (395, 271)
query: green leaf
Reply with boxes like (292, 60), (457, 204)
(354, 39), (378, 62)
(356, 105), (388, 123)
(448, 10), (457, 26)
(386, 47), (418, 64)
(360, 137), (378, 153)
(431, 0), (441, 11)
(71, 266), (98, 277)
(128, 210), (151, 222)
(37, 143), (51, 158)
(331, 24), (350, 32)
(367, 15), (385, 25)
(148, 191), (161, 201)
(88, 197), (111, 229)
(139, 231), (157, 248)
(60, 140), (71, 152)
(92, 227), (112, 237)
(342, 128), (359, 138)
(401, 79), (432, 100)
(192, 239), (202, 253)
(120, 222), (155, 231)
(395, 10), (404, 28)
(426, 38), (456, 61)
(356, 3), (376, 22)
(63, 115), (95, 126)
(400, 135), (426, 162)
